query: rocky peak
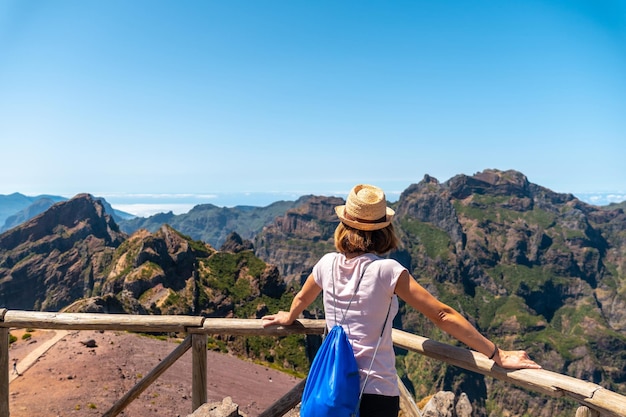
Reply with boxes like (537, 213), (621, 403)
(446, 169), (531, 199)
(0, 194), (126, 310)
(0, 193), (124, 252)
(220, 232), (254, 253)
(274, 195), (343, 238)
(100, 224), (213, 310)
(396, 175), (465, 247)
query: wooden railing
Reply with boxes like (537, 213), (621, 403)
(2, 308), (625, 417)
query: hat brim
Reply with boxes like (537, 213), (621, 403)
(334, 205), (394, 231)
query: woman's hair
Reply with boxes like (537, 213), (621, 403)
(334, 222), (400, 255)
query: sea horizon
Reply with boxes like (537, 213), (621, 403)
(2, 190), (624, 218)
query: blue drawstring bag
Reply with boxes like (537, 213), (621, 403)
(300, 324), (361, 417)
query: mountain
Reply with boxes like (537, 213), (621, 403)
(0, 193), (66, 228)
(117, 198), (307, 248)
(392, 170), (625, 414)
(0, 193), (289, 316)
(0, 192), (134, 233)
(1, 197), (60, 233)
(63, 225), (287, 318)
(606, 200), (626, 211)
(1, 169), (625, 417)
(0, 194), (126, 310)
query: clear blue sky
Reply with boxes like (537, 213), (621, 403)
(1, 1), (625, 214)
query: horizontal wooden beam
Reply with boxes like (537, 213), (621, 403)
(0, 310), (204, 332)
(391, 328), (626, 417)
(192, 318), (326, 336)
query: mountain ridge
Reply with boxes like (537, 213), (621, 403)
(1, 185), (624, 238)
(117, 198), (309, 248)
(0, 192), (134, 233)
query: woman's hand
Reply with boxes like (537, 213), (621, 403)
(262, 274), (322, 328)
(261, 311), (295, 328)
(494, 349), (542, 369)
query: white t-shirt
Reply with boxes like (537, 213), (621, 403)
(312, 252), (405, 397)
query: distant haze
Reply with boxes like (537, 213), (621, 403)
(107, 191), (625, 217)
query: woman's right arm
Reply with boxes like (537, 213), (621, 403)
(262, 273), (322, 327)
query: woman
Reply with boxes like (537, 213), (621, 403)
(262, 184), (541, 417)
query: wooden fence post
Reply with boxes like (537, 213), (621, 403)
(576, 405), (600, 417)
(398, 375), (422, 417)
(192, 333), (207, 411)
(0, 327), (8, 417)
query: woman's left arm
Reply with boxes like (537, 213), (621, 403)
(395, 270), (541, 370)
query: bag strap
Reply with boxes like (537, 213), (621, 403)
(331, 254), (371, 326)
(355, 298), (392, 414)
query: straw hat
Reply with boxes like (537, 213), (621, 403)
(335, 184), (395, 231)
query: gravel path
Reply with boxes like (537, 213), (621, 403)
(9, 330), (71, 384)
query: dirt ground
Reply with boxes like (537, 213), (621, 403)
(7, 328), (302, 416)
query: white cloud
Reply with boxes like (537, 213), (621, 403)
(577, 193), (626, 206)
(112, 203), (197, 217)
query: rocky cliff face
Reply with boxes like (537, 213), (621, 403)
(254, 195), (343, 284)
